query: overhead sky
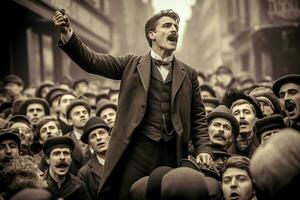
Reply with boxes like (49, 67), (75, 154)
(151, 0), (196, 49)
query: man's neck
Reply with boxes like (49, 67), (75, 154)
(151, 47), (173, 59)
(73, 127), (83, 135)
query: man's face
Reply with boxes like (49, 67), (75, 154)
(69, 105), (89, 128)
(47, 148), (72, 177)
(278, 83), (300, 120)
(75, 82), (88, 95)
(4, 82), (23, 97)
(100, 107), (116, 128)
(41, 86), (52, 99)
(222, 167), (254, 200)
(149, 16), (179, 52)
(110, 93), (119, 105)
(201, 90), (214, 99)
(0, 139), (19, 166)
(217, 73), (232, 87)
(26, 103), (46, 124)
(232, 102), (256, 135)
(88, 128), (110, 156)
(59, 94), (76, 116)
(208, 118), (233, 148)
(39, 121), (61, 144)
(258, 100), (274, 117)
(10, 122), (34, 146)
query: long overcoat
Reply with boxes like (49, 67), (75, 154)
(60, 33), (211, 197)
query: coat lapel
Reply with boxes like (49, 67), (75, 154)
(171, 57), (186, 106)
(89, 155), (102, 178)
(137, 53), (151, 95)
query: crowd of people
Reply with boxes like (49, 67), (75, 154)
(0, 9), (299, 200)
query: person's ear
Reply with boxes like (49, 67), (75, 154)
(46, 156), (50, 165)
(148, 31), (156, 41)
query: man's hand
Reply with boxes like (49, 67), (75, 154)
(196, 152), (213, 168)
(52, 9), (71, 35)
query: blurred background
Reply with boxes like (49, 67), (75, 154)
(2, 0), (300, 88)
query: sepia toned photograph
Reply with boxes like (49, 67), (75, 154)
(1, 0), (300, 199)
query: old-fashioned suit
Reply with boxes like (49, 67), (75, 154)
(59, 33), (211, 199)
(78, 154), (103, 200)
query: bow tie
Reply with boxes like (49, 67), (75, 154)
(153, 59), (171, 66)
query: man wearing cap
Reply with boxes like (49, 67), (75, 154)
(0, 129), (20, 169)
(254, 114), (286, 145)
(19, 97), (50, 125)
(78, 116), (110, 199)
(46, 87), (68, 117)
(221, 155), (257, 200)
(66, 98), (91, 175)
(222, 89), (263, 158)
(95, 99), (117, 129)
(202, 97), (220, 116)
(3, 74), (24, 101)
(57, 91), (76, 135)
(272, 74), (300, 131)
(35, 80), (55, 99)
(42, 136), (91, 200)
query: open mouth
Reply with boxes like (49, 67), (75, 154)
(239, 120), (248, 128)
(214, 134), (225, 141)
(230, 192), (239, 200)
(285, 100), (296, 112)
(56, 163), (69, 168)
(167, 34), (178, 42)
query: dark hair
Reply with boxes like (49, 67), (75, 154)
(220, 155), (252, 179)
(145, 9), (180, 47)
(36, 116), (60, 139)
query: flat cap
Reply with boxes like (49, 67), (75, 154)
(43, 136), (74, 155)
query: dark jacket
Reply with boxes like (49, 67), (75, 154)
(60, 33), (211, 197)
(43, 171), (91, 200)
(78, 154), (103, 200)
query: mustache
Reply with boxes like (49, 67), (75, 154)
(213, 132), (226, 140)
(285, 100), (296, 112)
(55, 162), (69, 168)
(239, 119), (249, 126)
(167, 33), (178, 41)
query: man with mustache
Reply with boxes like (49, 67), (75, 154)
(0, 129), (20, 169)
(42, 136), (91, 200)
(222, 89), (263, 158)
(272, 74), (300, 131)
(78, 116), (110, 200)
(53, 9), (211, 200)
(66, 98), (91, 175)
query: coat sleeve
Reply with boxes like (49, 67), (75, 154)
(190, 70), (211, 156)
(59, 33), (132, 80)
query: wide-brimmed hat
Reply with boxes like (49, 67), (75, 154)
(272, 74), (300, 97)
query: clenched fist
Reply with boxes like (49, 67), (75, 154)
(52, 9), (71, 35)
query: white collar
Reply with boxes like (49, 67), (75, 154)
(73, 129), (82, 141)
(151, 50), (173, 62)
(96, 155), (105, 165)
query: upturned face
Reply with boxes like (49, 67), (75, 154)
(47, 148), (72, 177)
(69, 105), (89, 128)
(59, 94), (76, 116)
(222, 167), (255, 200)
(88, 127), (110, 156)
(100, 107), (116, 128)
(26, 103), (46, 124)
(148, 16), (179, 55)
(279, 83), (300, 120)
(232, 103), (256, 135)
(208, 118), (233, 148)
(39, 121), (61, 144)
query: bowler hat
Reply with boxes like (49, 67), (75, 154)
(8, 115), (31, 127)
(202, 97), (220, 107)
(200, 84), (216, 97)
(43, 136), (74, 155)
(66, 98), (90, 119)
(19, 98), (50, 116)
(254, 114), (286, 140)
(161, 167), (209, 200)
(95, 99), (117, 117)
(0, 129), (21, 150)
(81, 116), (110, 144)
(272, 74), (300, 97)
(207, 105), (240, 137)
(3, 74), (24, 87)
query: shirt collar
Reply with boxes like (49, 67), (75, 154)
(96, 155), (105, 165)
(151, 50), (173, 63)
(74, 129), (82, 141)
